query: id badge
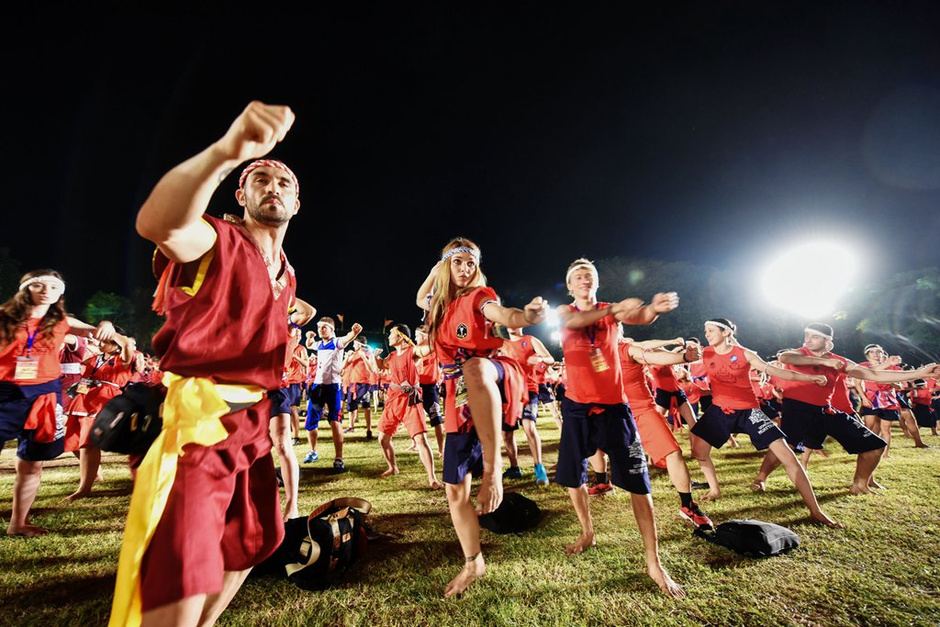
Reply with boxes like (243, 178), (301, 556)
(61, 362), (82, 375)
(76, 378), (92, 395)
(14, 356), (39, 381)
(589, 348), (609, 373)
(454, 375), (468, 408)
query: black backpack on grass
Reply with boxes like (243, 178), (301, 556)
(89, 383), (165, 455)
(257, 497), (372, 590)
(479, 492), (541, 534)
(694, 518), (800, 557)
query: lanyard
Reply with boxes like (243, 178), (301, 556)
(24, 323), (41, 357)
(572, 304), (599, 348)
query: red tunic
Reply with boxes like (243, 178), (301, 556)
(0, 318), (70, 385)
(560, 303), (625, 405)
(65, 354), (133, 449)
(434, 286), (522, 433)
(702, 345), (759, 410)
(618, 343), (657, 414)
(501, 335), (539, 392)
(152, 215), (295, 389)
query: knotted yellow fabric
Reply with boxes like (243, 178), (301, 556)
(109, 372), (264, 627)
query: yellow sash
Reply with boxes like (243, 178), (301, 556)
(109, 372), (264, 627)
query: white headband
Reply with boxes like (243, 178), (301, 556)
(318, 320), (335, 331)
(19, 275), (65, 293)
(804, 327), (833, 340)
(565, 262), (597, 284)
(705, 320), (734, 334)
(441, 246), (480, 263)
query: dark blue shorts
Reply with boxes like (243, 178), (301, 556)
(555, 399), (651, 494)
(780, 398), (885, 454)
(860, 407), (901, 422)
(443, 429), (484, 485)
(268, 383), (302, 416)
(305, 383), (343, 429)
(897, 395), (911, 410)
(690, 404), (784, 450)
(537, 383), (555, 404)
(346, 382), (372, 411)
(654, 388), (688, 409)
(759, 399), (781, 420)
(522, 391), (539, 422)
(420, 383), (443, 427)
(913, 404), (936, 428)
(555, 383), (566, 402)
(0, 381), (66, 462)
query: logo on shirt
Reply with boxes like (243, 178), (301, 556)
(456, 323), (468, 340)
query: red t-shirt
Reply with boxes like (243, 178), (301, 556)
(346, 350), (372, 384)
(0, 318), (70, 385)
(560, 303), (625, 405)
(415, 349), (442, 385)
(858, 362), (901, 410)
(649, 363), (680, 393)
(702, 345), (759, 410)
(152, 215), (296, 390)
(285, 341), (307, 385)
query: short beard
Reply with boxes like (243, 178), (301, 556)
(245, 196), (291, 227)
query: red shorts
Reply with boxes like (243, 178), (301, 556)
(139, 400), (284, 610)
(379, 391), (426, 438)
(632, 406), (681, 467)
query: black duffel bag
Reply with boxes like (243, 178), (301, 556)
(89, 383), (165, 455)
(257, 497), (372, 590)
(694, 518), (800, 557)
(479, 492), (541, 534)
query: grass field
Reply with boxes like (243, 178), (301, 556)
(2, 411), (939, 627)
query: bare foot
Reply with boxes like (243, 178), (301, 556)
(428, 479), (443, 489)
(700, 489), (721, 502)
(848, 484), (880, 496)
(379, 468), (399, 478)
(565, 532), (596, 555)
(868, 478), (886, 490)
(63, 488), (92, 503)
(915, 443), (929, 449)
(749, 480), (766, 492)
(728, 437), (741, 449)
(444, 555), (485, 599)
(811, 511), (844, 528)
(6, 523), (49, 537)
(648, 563), (686, 599)
(406, 442), (418, 452)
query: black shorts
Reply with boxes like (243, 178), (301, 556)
(555, 399), (651, 494)
(420, 383), (443, 427)
(780, 398), (885, 454)
(860, 408), (901, 422)
(913, 404), (937, 428)
(690, 404), (784, 450)
(654, 388), (688, 409)
(537, 383), (555, 404)
(345, 382), (372, 411)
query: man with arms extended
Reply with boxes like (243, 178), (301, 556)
(111, 101), (302, 626)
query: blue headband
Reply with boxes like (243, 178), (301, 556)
(441, 247), (480, 263)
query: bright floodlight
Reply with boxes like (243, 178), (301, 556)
(760, 241), (858, 318)
(545, 307), (559, 328)
(550, 330), (562, 344)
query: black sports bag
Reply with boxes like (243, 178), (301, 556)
(694, 518), (800, 557)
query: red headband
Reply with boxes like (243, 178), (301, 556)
(238, 159), (299, 196)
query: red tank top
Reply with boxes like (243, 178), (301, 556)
(560, 303), (625, 405)
(782, 347), (846, 406)
(618, 343), (656, 413)
(501, 335), (539, 392)
(703, 345), (758, 410)
(0, 318), (70, 385)
(152, 215), (296, 390)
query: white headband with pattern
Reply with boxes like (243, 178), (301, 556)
(19, 275), (66, 293)
(705, 320), (735, 334)
(441, 246), (480, 263)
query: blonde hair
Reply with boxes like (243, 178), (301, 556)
(426, 237), (487, 343)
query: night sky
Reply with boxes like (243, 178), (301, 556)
(6, 3), (940, 338)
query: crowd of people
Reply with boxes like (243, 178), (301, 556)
(2, 102), (939, 625)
